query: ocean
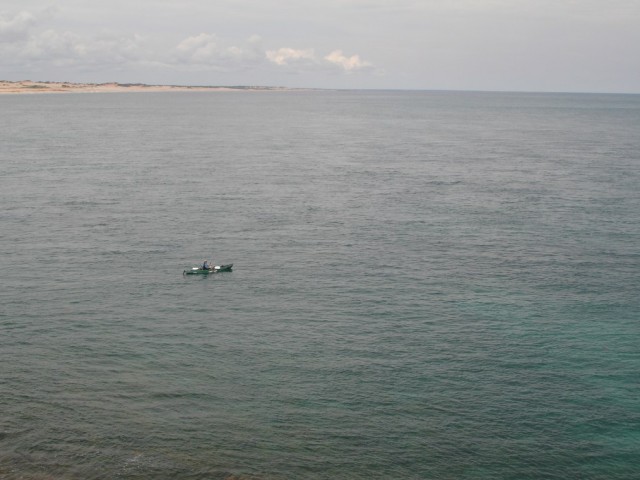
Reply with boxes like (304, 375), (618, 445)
(1, 90), (639, 479)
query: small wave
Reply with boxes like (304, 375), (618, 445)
(148, 391), (211, 400)
(425, 180), (462, 186)
(63, 200), (119, 207)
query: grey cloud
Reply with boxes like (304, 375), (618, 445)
(1, 6), (372, 78)
(2, 1), (638, 91)
(171, 33), (264, 69)
(0, 10), (38, 42)
(6, 29), (148, 69)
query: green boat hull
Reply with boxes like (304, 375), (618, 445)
(183, 264), (233, 275)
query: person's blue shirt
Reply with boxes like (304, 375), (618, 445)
(202, 261), (209, 270)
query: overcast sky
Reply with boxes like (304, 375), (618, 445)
(1, 1), (639, 92)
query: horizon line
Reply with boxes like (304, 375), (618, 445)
(1, 79), (638, 96)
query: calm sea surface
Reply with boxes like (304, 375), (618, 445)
(1, 91), (639, 479)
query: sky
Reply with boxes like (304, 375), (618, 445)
(1, 0), (639, 92)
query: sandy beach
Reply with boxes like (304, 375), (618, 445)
(0, 80), (287, 94)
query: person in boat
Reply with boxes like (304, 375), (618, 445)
(202, 260), (209, 270)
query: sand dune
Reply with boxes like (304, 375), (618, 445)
(0, 80), (287, 94)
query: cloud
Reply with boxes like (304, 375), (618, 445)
(0, 10), (38, 42)
(265, 47), (316, 66)
(266, 47), (373, 73)
(1, 8), (148, 70)
(3, 25), (164, 72)
(174, 33), (220, 63)
(172, 33), (263, 69)
(1, 7), (375, 81)
(324, 50), (372, 71)
(1, 26), (148, 70)
(173, 38), (373, 74)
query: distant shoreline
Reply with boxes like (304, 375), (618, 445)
(2, 81), (636, 96)
(0, 80), (294, 94)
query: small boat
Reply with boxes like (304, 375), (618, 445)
(183, 264), (233, 275)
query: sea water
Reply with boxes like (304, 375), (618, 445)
(1, 90), (639, 479)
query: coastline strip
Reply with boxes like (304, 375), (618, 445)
(0, 80), (291, 94)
